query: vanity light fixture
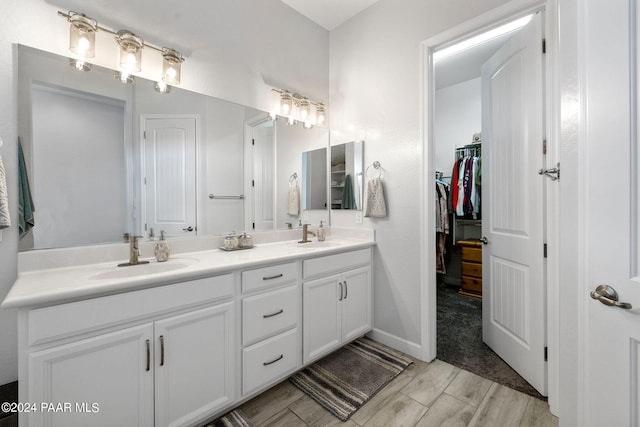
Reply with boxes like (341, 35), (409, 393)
(58, 10), (186, 88)
(69, 58), (91, 72)
(116, 30), (144, 73)
(67, 12), (97, 58)
(272, 88), (327, 129)
(162, 48), (184, 85)
(154, 80), (171, 94)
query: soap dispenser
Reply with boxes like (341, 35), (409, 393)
(317, 221), (326, 241)
(154, 230), (170, 262)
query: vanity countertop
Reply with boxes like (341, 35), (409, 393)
(2, 237), (375, 310)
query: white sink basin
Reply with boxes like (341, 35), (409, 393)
(91, 258), (198, 280)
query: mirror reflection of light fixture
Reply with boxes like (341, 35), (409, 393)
(115, 71), (134, 84)
(280, 91), (293, 115)
(271, 88), (328, 129)
(67, 12), (97, 58)
(69, 58), (91, 72)
(162, 48), (184, 85)
(154, 80), (171, 94)
(316, 104), (326, 125)
(116, 30), (144, 73)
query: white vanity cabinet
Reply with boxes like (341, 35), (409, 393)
(240, 262), (301, 396)
(302, 248), (372, 364)
(22, 274), (236, 427)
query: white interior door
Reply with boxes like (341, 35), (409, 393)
(251, 125), (275, 231)
(481, 12), (547, 395)
(143, 117), (196, 237)
(581, 1), (640, 425)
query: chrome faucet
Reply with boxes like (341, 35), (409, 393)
(298, 224), (316, 243)
(118, 235), (150, 267)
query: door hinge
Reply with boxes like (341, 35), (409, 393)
(544, 346), (548, 361)
(542, 38), (546, 54)
(543, 139), (547, 155)
(544, 243), (548, 258)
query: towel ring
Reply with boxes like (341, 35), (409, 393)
(366, 161), (384, 179)
(289, 172), (298, 185)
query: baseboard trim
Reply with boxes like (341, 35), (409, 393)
(367, 329), (426, 361)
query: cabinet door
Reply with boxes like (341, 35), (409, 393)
(154, 302), (236, 427)
(341, 266), (372, 343)
(28, 323), (154, 427)
(303, 274), (341, 364)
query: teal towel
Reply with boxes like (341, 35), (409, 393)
(18, 138), (35, 238)
(342, 174), (356, 209)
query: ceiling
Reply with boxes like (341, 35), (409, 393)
(280, 0), (382, 31)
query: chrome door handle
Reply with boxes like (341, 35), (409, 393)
(480, 236), (489, 245)
(160, 335), (165, 366)
(538, 163), (560, 181)
(590, 285), (632, 309)
(183, 226), (194, 232)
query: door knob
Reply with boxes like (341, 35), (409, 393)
(590, 285), (632, 309)
(182, 226), (194, 232)
(480, 236), (489, 245)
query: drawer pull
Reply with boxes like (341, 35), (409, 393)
(263, 354), (284, 366)
(160, 335), (165, 366)
(262, 273), (284, 281)
(145, 339), (150, 372)
(263, 309), (284, 318)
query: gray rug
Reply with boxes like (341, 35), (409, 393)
(203, 409), (253, 427)
(289, 337), (413, 421)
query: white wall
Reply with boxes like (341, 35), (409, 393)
(434, 78), (482, 175)
(329, 0), (509, 355)
(0, 0), (329, 385)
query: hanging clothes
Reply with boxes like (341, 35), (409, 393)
(436, 180), (450, 274)
(450, 153), (481, 219)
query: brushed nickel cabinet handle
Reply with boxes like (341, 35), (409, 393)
(344, 280), (348, 299)
(263, 354), (284, 366)
(263, 309), (284, 318)
(339, 281), (344, 301)
(262, 273), (284, 281)
(160, 335), (165, 366)
(145, 339), (150, 372)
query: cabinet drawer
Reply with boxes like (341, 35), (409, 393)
(243, 285), (298, 346)
(461, 261), (482, 278)
(461, 247), (482, 263)
(243, 328), (299, 395)
(28, 274), (234, 346)
(461, 276), (482, 293)
(242, 262), (297, 293)
(303, 248), (371, 279)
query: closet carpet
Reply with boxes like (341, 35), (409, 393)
(436, 283), (545, 400)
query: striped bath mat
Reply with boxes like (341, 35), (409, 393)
(204, 409), (253, 427)
(289, 337), (413, 421)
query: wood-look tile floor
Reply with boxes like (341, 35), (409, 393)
(239, 356), (558, 427)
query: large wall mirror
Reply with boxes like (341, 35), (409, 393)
(17, 45), (329, 250)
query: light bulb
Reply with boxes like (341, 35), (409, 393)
(77, 35), (90, 53)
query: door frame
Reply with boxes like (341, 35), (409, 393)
(140, 114), (201, 237)
(418, 0), (561, 415)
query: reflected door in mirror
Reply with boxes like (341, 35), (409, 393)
(143, 117), (197, 237)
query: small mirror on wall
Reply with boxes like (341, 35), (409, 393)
(301, 147), (328, 210)
(331, 140), (364, 210)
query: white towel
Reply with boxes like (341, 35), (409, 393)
(0, 155), (10, 229)
(364, 177), (387, 218)
(287, 185), (300, 216)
